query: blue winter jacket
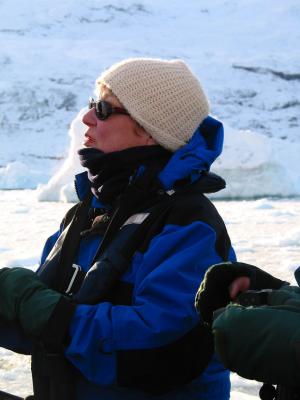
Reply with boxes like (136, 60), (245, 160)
(0, 116), (236, 399)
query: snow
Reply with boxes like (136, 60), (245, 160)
(1, 0), (300, 398)
(0, 0), (299, 198)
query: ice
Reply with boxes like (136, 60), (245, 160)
(279, 229), (300, 246)
(1, 0), (300, 397)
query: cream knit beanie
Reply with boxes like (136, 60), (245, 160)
(97, 58), (210, 152)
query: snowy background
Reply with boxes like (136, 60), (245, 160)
(0, 0), (300, 199)
(0, 0), (300, 398)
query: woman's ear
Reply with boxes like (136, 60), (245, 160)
(146, 135), (157, 145)
(134, 124), (157, 145)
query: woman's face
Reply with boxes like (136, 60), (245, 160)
(82, 86), (156, 153)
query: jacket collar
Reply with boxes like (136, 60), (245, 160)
(159, 116), (224, 191)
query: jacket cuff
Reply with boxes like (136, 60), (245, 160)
(40, 296), (77, 351)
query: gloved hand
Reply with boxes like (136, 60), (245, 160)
(0, 267), (76, 349)
(212, 303), (300, 386)
(195, 262), (287, 324)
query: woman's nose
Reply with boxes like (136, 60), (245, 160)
(82, 108), (96, 127)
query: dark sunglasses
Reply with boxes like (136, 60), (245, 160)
(88, 98), (130, 120)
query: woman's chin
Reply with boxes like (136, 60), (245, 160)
(83, 138), (96, 147)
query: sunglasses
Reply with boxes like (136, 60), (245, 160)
(88, 98), (130, 120)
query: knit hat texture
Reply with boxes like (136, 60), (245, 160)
(97, 58), (210, 152)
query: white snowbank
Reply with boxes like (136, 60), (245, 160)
(0, 0), (299, 198)
(213, 123), (300, 198)
(36, 108), (87, 202)
(0, 161), (47, 189)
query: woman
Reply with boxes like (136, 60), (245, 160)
(0, 58), (236, 399)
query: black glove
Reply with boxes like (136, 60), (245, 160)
(195, 262), (287, 324)
(0, 267), (76, 349)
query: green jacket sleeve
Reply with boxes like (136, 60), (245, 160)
(212, 290), (300, 386)
(0, 267), (76, 350)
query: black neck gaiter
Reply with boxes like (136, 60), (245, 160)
(78, 146), (172, 205)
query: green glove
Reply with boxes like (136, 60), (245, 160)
(0, 267), (76, 349)
(268, 285), (300, 308)
(212, 303), (300, 386)
(195, 262), (287, 324)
